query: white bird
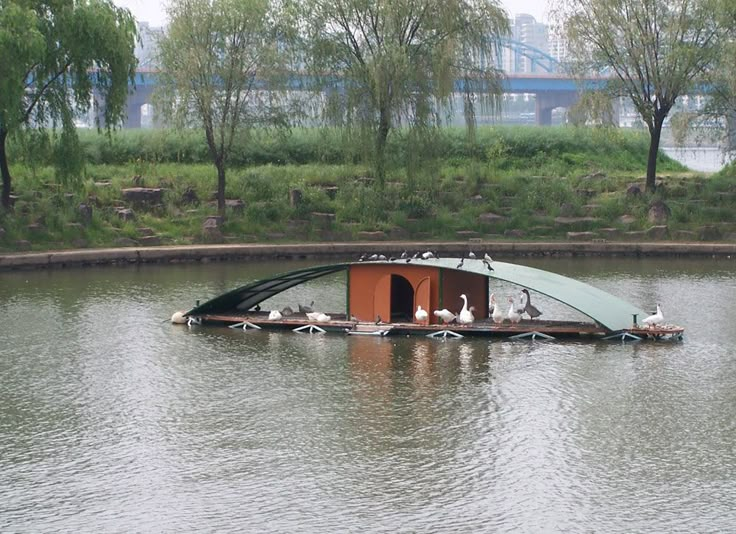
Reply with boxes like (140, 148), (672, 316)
(171, 310), (187, 324)
(433, 309), (456, 324)
(421, 250), (435, 259)
(415, 305), (429, 323)
(490, 294), (504, 324)
(306, 311), (321, 321)
(483, 253), (494, 271)
(316, 313), (331, 322)
(468, 251), (476, 259)
(507, 296), (521, 324)
(268, 309), (282, 320)
(458, 294), (475, 324)
(642, 304), (663, 328)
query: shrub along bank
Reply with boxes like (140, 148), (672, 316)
(1, 125), (734, 252)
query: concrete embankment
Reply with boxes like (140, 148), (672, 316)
(1, 241), (735, 271)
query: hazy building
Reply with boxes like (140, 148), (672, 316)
(136, 22), (164, 69)
(503, 14), (550, 74)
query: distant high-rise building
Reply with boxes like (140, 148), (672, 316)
(501, 14), (550, 74)
(136, 22), (164, 69)
(547, 24), (569, 67)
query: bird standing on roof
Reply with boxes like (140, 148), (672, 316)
(642, 304), (664, 328)
(421, 251), (435, 259)
(483, 253), (494, 270)
(299, 301), (314, 314)
(415, 305), (429, 323)
(468, 251), (476, 259)
(268, 309), (282, 320)
(456, 257), (464, 269)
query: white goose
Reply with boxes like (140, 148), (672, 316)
(490, 294), (504, 324)
(507, 296), (521, 324)
(433, 309), (456, 324)
(642, 304), (663, 328)
(458, 294), (475, 324)
(415, 305), (429, 323)
(268, 309), (282, 320)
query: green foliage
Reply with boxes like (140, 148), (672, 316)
(2, 125), (730, 253)
(299, 0), (509, 186)
(0, 0), (138, 208)
(157, 0), (293, 214)
(560, 0), (729, 191)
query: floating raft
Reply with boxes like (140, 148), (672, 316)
(180, 258), (684, 341)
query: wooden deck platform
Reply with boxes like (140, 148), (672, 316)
(192, 312), (684, 340)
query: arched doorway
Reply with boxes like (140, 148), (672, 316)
(390, 275), (414, 322)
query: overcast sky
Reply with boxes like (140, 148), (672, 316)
(113, 0), (551, 27)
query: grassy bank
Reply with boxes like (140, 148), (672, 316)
(1, 126), (734, 252)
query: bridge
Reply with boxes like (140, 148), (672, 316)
(114, 70), (603, 128)
(110, 41), (603, 128)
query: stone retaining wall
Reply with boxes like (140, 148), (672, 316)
(1, 242), (735, 271)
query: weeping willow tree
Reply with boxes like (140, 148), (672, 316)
(157, 0), (292, 215)
(703, 0), (736, 153)
(560, 0), (728, 192)
(0, 0), (137, 210)
(298, 0), (509, 188)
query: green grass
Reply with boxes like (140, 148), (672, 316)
(2, 125), (732, 252)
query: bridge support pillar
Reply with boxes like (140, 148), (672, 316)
(125, 101), (142, 128)
(534, 91), (580, 126)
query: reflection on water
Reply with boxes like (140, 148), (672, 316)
(1, 257), (736, 532)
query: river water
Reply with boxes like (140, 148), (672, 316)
(2, 257), (735, 533)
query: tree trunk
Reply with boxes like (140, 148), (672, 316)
(375, 106), (390, 189)
(216, 160), (226, 216)
(0, 128), (11, 210)
(645, 117), (664, 193)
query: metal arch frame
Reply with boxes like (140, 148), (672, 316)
(499, 38), (561, 74)
(186, 258), (647, 333)
(186, 263), (350, 316)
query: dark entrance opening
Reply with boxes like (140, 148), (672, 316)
(390, 275), (414, 322)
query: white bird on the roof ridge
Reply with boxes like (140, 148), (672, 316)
(268, 309), (282, 320)
(507, 296), (521, 324)
(316, 312), (331, 322)
(642, 304), (663, 328)
(433, 309), (456, 324)
(306, 311), (321, 321)
(490, 294), (504, 324)
(415, 305), (429, 323)
(458, 294), (475, 324)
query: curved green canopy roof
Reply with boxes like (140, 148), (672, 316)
(187, 258), (647, 332)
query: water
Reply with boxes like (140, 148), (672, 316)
(2, 257), (736, 532)
(661, 146), (733, 173)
